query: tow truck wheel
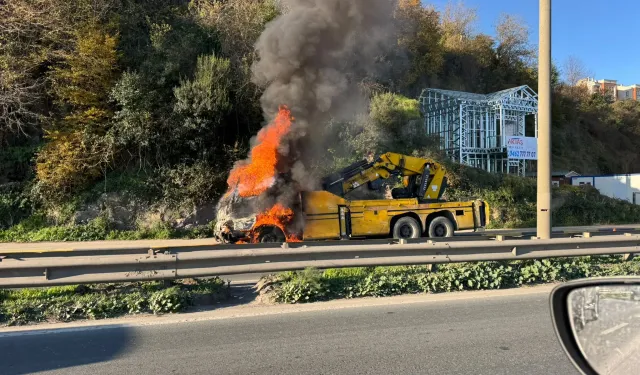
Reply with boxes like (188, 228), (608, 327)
(256, 226), (286, 243)
(428, 216), (454, 238)
(393, 217), (422, 239)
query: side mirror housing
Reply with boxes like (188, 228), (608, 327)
(550, 277), (640, 375)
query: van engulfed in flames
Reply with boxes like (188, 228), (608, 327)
(214, 106), (302, 244)
(214, 194), (302, 244)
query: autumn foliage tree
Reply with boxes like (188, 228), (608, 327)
(36, 26), (119, 199)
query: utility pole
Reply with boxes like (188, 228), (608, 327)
(537, 0), (552, 239)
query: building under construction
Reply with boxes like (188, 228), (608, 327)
(419, 85), (538, 176)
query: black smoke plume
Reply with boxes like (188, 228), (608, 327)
(218, 0), (400, 230)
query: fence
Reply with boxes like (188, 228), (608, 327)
(1, 230), (639, 288)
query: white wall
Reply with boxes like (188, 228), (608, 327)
(572, 174), (640, 204)
(572, 177), (594, 186)
(617, 88), (634, 101)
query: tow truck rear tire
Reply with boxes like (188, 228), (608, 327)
(393, 217), (422, 239)
(428, 216), (454, 238)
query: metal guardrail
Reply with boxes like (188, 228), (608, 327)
(0, 232), (639, 288)
(2, 225), (639, 257)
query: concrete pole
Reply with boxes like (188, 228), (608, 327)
(537, 0), (552, 239)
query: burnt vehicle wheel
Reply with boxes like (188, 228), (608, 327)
(256, 226), (286, 243)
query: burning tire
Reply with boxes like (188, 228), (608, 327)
(256, 226), (287, 243)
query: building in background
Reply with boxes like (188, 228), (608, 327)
(527, 170), (580, 186)
(571, 174), (640, 205)
(419, 85), (538, 176)
(577, 78), (640, 102)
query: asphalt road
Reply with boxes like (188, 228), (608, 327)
(0, 290), (579, 375)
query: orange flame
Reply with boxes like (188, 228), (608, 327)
(224, 105), (301, 243)
(226, 106), (294, 198)
(252, 203), (302, 243)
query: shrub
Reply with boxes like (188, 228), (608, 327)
(268, 257), (640, 304)
(0, 278), (227, 325)
(149, 286), (187, 314)
(34, 131), (108, 200)
(155, 161), (228, 207)
(0, 183), (34, 229)
(0, 146), (37, 183)
(0, 216), (214, 243)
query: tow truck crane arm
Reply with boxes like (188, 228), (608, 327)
(321, 152), (447, 201)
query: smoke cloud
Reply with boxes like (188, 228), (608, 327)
(252, 0), (399, 190)
(218, 0), (400, 233)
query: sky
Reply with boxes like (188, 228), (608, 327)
(426, 0), (639, 85)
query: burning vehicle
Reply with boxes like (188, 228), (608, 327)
(214, 173), (304, 244)
(213, 106), (304, 244)
(213, 193), (301, 244)
(214, 150), (489, 244)
(212, 0), (490, 244)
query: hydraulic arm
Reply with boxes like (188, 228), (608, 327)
(321, 152), (447, 201)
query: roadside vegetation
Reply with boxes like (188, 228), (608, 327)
(443, 165), (640, 228)
(0, 278), (228, 326)
(2, 0), (640, 238)
(259, 257), (640, 304)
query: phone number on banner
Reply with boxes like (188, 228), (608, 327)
(508, 150), (536, 159)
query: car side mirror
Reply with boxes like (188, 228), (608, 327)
(550, 277), (640, 375)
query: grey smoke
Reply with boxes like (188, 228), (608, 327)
(253, 0), (398, 122)
(252, 0), (399, 185)
(218, 0), (400, 228)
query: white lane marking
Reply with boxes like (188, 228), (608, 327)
(601, 322), (629, 336)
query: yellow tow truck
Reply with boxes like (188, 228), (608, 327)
(302, 152), (488, 240)
(215, 152), (488, 242)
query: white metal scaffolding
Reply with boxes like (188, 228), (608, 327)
(419, 85), (538, 176)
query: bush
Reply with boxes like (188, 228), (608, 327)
(442, 164), (640, 228)
(155, 161), (229, 207)
(149, 286), (187, 314)
(34, 131), (108, 200)
(0, 145), (37, 183)
(267, 257), (640, 304)
(0, 183), (34, 229)
(0, 278), (227, 326)
(0, 216), (214, 243)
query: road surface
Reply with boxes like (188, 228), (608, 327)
(0, 288), (579, 375)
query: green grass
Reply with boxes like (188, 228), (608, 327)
(0, 278), (228, 326)
(0, 216), (214, 243)
(264, 257), (640, 304)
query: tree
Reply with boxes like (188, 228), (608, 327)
(394, 0), (444, 95)
(35, 25), (119, 199)
(0, 0), (116, 144)
(173, 53), (233, 157)
(51, 26), (119, 123)
(440, 1), (478, 51)
(190, 0), (279, 137)
(0, 67), (42, 143)
(563, 55), (592, 86)
(495, 13), (534, 67)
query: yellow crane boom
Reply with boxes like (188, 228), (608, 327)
(321, 152), (447, 201)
